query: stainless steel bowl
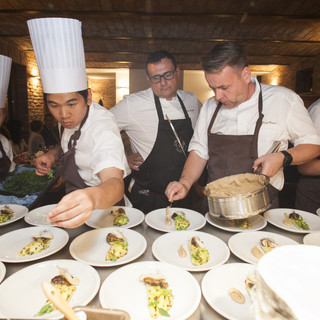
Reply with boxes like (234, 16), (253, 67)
(206, 173), (271, 220)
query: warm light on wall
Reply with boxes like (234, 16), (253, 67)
(271, 78), (279, 86)
(29, 67), (39, 78)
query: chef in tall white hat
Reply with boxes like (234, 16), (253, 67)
(0, 54), (15, 180)
(28, 17), (129, 228)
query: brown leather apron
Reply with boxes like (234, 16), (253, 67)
(60, 107), (90, 194)
(206, 85), (278, 212)
(0, 139), (11, 181)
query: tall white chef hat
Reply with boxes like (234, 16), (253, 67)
(0, 54), (12, 109)
(27, 17), (87, 94)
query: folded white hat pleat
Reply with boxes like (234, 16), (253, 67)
(0, 54), (12, 109)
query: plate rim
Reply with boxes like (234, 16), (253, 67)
(85, 206), (145, 229)
(0, 226), (69, 263)
(145, 207), (206, 232)
(205, 212), (267, 232)
(201, 262), (256, 320)
(0, 261), (6, 284)
(99, 260), (201, 320)
(69, 227), (147, 267)
(151, 230), (230, 272)
(0, 204), (29, 227)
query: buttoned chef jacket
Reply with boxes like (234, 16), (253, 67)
(189, 77), (320, 190)
(110, 88), (201, 160)
(0, 134), (15, 172)
(60, 101), (130, 186)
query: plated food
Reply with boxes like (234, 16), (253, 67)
(152, 230), (229, 272)
(205, 213), (267, 232)
(18, 229), (53, 256)
(0, 259), (99, 319)
(145, 207), (206, 232)
(105, 230), (128, 261)
(99, 261), (201, 320)
(228, 231), (299, 264)
(139, 274), (174, 318)
(36, 265), (79, 316)
(0, 226), (69, 263)
(264, 208), (320, 233)
(0, 204), (28, 227)
(201, 263), (256, 320)
(69, 227), (146, 267)
(86, 206), (144, 229)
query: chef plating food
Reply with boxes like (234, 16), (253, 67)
(29, 17), (130, 228)
(166, 42), (320, 211)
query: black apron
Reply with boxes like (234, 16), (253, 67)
(0, 139), (11, 181)
(206, 85), (278, 212)
(129, 94), (194, 213)
(60, 107), (90, 194)
(295, 165), (320, 214)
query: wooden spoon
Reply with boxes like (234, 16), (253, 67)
(41, 282), (80, 320)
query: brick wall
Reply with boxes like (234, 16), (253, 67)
(87, 77), (116, 109)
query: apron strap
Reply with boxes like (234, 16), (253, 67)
(208, 102), (222, 134)
(250, 83), (264, 159)
(153, 93), (190, 122)
(67, 106), (90, 150)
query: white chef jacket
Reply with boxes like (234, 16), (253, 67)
(60, 101), (130, 187)
(308, 98), (320, 130)
(110, 88), (201, 160)
(0, 134), (15, 172)
(189, 77), (320, 190)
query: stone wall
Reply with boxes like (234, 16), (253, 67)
(87, 77), (116, 109)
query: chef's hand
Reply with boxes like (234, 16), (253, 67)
(34, 152), (54, 176)
(165, 181), (189, 202)
(48, 188), (95, 228)
(253, 153), (284, 177)
(127, 152), (143, 171)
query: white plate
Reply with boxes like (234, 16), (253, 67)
(303, 232), (320, 246)
(24, 204), (56, 226)
(264, 208), (320, 233)
(202, 263), (256, 320)
(85, 206), (145, 229)
(0, 259), (100, 319)
(145, 207), (206, 232)
(69, 227), (147, 267)
(205, 213), (267, 232)
(99, 261), (201, 320)
(0, 226), (69, 263)
(228, 231), (299, 264)
(0, 261), (5, 283)
(152, 230), (230, 272)
(316, 208), (320, 216)
(0, 204), (28, 226)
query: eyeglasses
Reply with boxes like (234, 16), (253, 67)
(148, 70), (176, 84)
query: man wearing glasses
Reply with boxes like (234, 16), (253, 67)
(111, 50), (201, 213)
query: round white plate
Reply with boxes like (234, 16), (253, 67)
(202, 263), (256, 320)
(99, 261), (201, 320)
(0, 261), (5, 284)
(264, 208), (320, 233)
(0, 204), (28, 226)
(228, 231), (299, 264)
(0, 259), (100, 319)
(145, 207), (206, 232)
(303, 232), (320, 246)
(24, 204), (56, 226)
(69, 227), (147, 267)
(0, 226), (69, 263)
(205, 213), (267, 232)
(85, 206), (145, 229)
(152, 230), (230, 272)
